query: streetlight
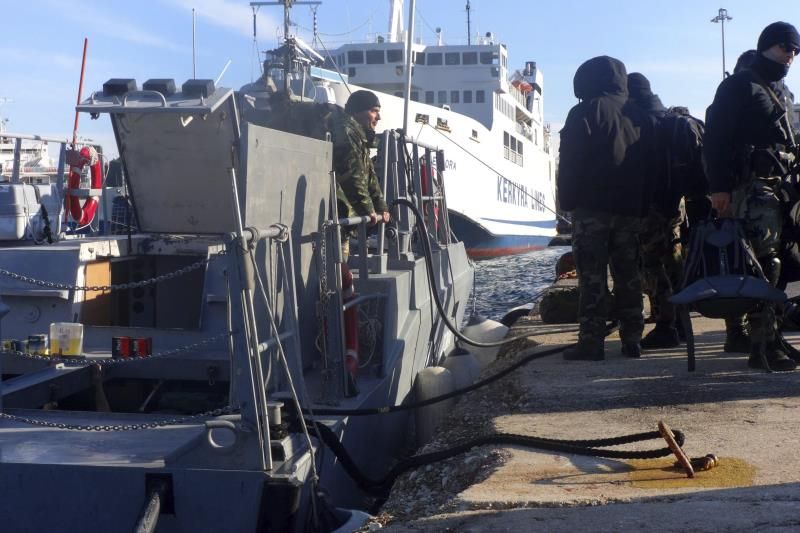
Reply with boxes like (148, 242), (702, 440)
(711, 8), (732, 80)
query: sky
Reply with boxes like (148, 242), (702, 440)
(1, 0), (799, 159)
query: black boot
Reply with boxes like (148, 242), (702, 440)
(724, 328), (751, 353)
(621, 341), (642, 358)
(563, 340), (604, 361)
(641, 323), (680, 349)
(748, 341), (797, 372)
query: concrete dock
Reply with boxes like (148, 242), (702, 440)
(373, 314), (800, 532)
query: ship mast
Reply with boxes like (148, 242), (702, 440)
(388, 0), (404, 42)
(466, 0), (471, 45)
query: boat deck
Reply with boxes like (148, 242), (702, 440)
(378, 314), (800, 531)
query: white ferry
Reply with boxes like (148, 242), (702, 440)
(310, 0), (558, 258)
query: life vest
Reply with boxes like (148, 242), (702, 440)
(65, 146), (102, 226)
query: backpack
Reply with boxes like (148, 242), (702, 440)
(670, 218), (786, 319)
(661, 107), (708, 200)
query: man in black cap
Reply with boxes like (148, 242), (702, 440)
(705, 21), (800, 371)
(333, 89), (391, 259)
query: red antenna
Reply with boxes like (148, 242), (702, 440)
(72, 38), (88, 146)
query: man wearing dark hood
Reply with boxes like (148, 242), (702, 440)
(626, 73), (685, 349)
(558, 56), (655, 360)
(705, 22), (800, 371)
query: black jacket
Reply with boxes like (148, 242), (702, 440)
(704, 54), (794, 193)
(558, 56), (655, 217)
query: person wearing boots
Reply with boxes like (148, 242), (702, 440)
(627, 73), (684, 349)
(705, 22), (800, 371)
(557, 56), (655, 360)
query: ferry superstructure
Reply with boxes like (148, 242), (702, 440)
(313, 1), (558, 257)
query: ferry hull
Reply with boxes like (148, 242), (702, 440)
(449, 211), (554, 258)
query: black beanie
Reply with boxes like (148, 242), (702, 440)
(345, 90), (380, 114)
(627, 72), (652, 99)
(757, 21), (800, 52)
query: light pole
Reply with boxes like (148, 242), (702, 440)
(711, 8), (732, 80)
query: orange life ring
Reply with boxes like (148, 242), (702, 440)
(65, 146), (102, 226)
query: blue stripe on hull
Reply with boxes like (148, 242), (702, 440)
(449, 213), (554, 258)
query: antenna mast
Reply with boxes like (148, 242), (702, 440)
(466, 0), (471, 45)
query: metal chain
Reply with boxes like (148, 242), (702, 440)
(2, 331), (233, 365)
(0, 405), (237, 431)
(0, 248), (227, 292)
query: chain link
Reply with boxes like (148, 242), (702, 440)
(2, 331), (233, 365)
(0, 248), (227, 292)
(0, 405), (237, 431)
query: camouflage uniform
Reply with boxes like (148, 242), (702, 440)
(331, 112), (388, 258)
(730, 176), (784, 343)
(640, 210), (684, 326)
(572, 209), (644, 345)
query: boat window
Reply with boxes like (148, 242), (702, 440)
(348, 67), (356, 78)
(438, 90), (447, 104)
(480, 51), (497, 64)
(450, 90), (460, 103)
(428, 53), (443, 65)
(366, 50), (384, 64)
(445, 52), (460, 65)
(347, 50), (364, 64)
(415, 113), (429, 124)
(463, 90), (472, 103)
(463, 52), (478, 65)
(491, 67), (500, 77)
(425, 91), (435, 104)
(436, 117), (451, 131)
(387, 49), (403, 63)
(411, 91), (419, 101)
(338, 54), (344, 65)
(414, 51), (425, 65)
(476, 90), (485, 103)
(471, 129), (479, 140)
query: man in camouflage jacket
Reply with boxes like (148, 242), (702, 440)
(333, 90), (390, 258)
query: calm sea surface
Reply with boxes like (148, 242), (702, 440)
(466, 246), (570, 321)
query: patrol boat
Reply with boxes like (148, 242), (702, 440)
(0, 39), (474, 530)
(246, 0), (558, 258)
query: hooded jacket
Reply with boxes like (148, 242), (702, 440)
(704, 53), (795, 193)
(557, 56), (654, 217)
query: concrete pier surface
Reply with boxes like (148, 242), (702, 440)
(372, 314), (800, 532)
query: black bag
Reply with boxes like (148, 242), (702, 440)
(662, 107), (708, 200)
(671, 218), (786, 319)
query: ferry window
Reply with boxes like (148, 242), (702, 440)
(491, 67), (500, 77)
(414, 52), (425, 64)
(387, 49), (403, 63)
(348, 50), (364, 64)
(463, 90), (472, 103)
(411, 91), (419, 101)
(471, 129), (478, 139)
(518, 141), (523, 155)
(445, 52), (460, 65)
(415, 113), (429, 124)
(476, 90), (485, 103)
(428, 53), (443, 65)
(425, 91), (435, 104)
(504, 131), (509, 146)
(463, 52), (478, 65)
(338, 54), (344, 65)
(366, 50), (385, 64)
(438, 90), (447, 104)
(348, 67), (356, 78)
(480, 51), (497, 65)
(450, 90), (460, 103)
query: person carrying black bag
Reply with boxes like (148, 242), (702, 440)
(704, 21), (800, 371)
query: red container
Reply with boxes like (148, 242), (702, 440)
(133, 337), (152, 357)
(112, 336), (131, 359)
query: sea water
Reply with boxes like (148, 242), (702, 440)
(467, 246), (569, 320)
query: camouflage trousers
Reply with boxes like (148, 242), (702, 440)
(640, 211), (683, 326)
(572, 209), (644, 345)
(728, 177), (783, 342)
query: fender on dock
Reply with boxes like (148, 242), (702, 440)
(462, 315), (509, 368)
(414, 366), (455, 446)
(442, 348), (481, 391)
